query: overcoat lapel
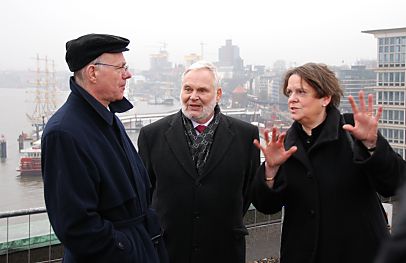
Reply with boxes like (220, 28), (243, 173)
(284, 128), (313, 171)
(164, 111), (198, 179)
(199, 114), (233, 180)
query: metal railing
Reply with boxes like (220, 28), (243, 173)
(0, 206), (282, 263)
(0, 207), (61, 263)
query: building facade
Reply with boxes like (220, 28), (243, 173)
(336, 65), (376, 114)
(363, 27), (406, 158)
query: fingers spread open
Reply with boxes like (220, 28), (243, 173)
(348, 95), (358, 114)
(358, 90), (366, 113)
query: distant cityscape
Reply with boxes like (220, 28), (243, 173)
(1, 27), (405, 159)
(0, 26), (405, 262)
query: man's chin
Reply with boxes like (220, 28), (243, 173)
(185, 111), (202, 119)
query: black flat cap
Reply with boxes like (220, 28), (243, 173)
(65, 33), (130, 72)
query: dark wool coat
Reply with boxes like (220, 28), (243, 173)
(42, 78), (168, 263)
(137, 111), (260, 263)
(252, 107), (406, 263)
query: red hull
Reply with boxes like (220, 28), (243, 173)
(17, 157), (41, 176)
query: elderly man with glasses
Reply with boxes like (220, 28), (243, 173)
(41, 33), (168, 263)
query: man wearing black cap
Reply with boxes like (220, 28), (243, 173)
(41, 33), (168, 263)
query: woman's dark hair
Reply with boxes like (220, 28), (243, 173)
(282, 62), (343, 108)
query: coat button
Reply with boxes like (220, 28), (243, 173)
(192, 245), (199, 252)
(117, 241), (125, 250)
(193, 212), (200, 220)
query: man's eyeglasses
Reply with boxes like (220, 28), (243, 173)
(94, 62), (129, 73)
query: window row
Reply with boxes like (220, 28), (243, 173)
(378, 53), (406, 65)
(377, 72), (405, 86)
(379, 128), (405, 144)
(377, 91), (405, 105)
(379, 45), (406, 53)
(380, 109), (405, 125)
(379, 37), (406, 46)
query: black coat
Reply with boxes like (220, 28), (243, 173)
(252, 108), (405, 263)
(138, 111), (260, 263)
(42, 78), (167, 263)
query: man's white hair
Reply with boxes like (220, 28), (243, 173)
(181, 60), (220, 90)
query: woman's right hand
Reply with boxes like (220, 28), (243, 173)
(253, 127), (297, 169)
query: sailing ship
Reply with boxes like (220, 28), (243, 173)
(16, 55), (57, 176)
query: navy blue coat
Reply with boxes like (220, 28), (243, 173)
(138, 111), (260, 263)
(42, 78), (167, 263)
(252, 107), (406, 263)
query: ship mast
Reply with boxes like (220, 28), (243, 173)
(26, 54), (58, 129)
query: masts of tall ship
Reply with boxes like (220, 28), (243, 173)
(26, 54), (59, 139)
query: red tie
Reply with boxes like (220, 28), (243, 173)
(195, 125), (206, 134)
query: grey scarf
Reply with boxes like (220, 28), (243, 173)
(182, 105), (221, 176)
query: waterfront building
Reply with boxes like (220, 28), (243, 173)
(363, 27), (406, 158)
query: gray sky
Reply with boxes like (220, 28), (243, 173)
(1, 0), (405, 71)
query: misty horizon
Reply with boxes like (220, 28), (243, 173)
(1, 0), (405, 71)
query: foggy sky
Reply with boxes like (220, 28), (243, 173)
(1, 0), (405, 71)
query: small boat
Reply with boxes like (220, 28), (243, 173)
(16, 143), (41, 176)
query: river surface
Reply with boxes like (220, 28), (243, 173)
(0, 87), (180, 212)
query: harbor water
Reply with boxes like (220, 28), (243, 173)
(0, 87), (180, 212)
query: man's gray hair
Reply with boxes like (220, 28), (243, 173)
(181, 60), (220, 90)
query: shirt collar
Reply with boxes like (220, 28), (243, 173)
(191, 115), (214, 128)
(69, 77), (133, 126)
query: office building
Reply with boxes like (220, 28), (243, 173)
(363, 27), (406, 158)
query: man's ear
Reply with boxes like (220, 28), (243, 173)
(216, 87), (223, 102)
(86, 65), (97, 83)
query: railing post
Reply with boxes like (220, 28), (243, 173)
(28, 213), (31, 263)
(48, 219), (52, 262)
(6, 217), (9, 263)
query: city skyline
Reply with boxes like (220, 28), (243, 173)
(1, 0), (405, 71)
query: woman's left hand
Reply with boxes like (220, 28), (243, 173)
(342, 90), (382, 149)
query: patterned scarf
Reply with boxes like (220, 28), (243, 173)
(181, 105), (221, 176)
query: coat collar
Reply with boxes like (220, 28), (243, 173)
(164, 110), (233, 181)
(165, 111), (197, 178)
(69, 77), (133, 126)
(284, 107), (342, 168)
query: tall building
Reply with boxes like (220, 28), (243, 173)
(218, 39), (244, 70)
(216, 40), (246, 93)
(336, 65), (376, 114)
(363, 27), (406, 158)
